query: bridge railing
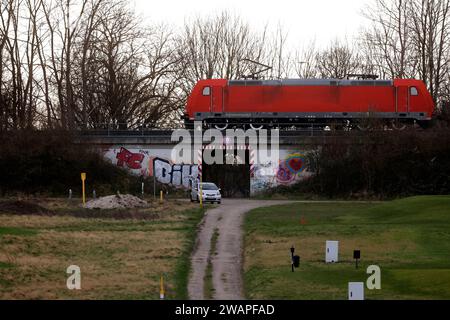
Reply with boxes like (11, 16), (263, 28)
(76, 122), (360, 137)
(75, 123), (179, 137)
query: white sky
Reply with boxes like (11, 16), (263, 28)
(133, 0), (370, 50)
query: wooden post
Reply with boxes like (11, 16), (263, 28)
(160, 275), (165, 299)
(81, 173), (86, 205)
(199, 176), (203, 208)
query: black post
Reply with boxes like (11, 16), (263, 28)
(353, 250), (361, 269)
(290, 246), (295, 272)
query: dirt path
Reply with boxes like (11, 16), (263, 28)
(188, 199), (295, 300)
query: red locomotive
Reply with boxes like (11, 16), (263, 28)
(184, 76), (435, 130)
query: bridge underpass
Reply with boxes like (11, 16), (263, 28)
(202, 148), (250, 198)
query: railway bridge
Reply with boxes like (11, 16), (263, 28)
(75, 127), (369, 197)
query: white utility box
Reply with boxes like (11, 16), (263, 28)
(325, 240), (339, 263)
(348, 282), (364, 300)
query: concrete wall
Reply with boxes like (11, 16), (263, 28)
(101, 144), (313, 196)
(251, 148), (313, 195)
(102, 145), (198, 189)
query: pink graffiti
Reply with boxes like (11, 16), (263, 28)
(276, 163), (295, 184)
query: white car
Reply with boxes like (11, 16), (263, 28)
(191, 182), (222, 204)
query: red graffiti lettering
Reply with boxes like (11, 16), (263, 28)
(116, 147), (145, 170)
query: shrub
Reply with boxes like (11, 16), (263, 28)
(265, 128), (450, 199)
(0, 130), (144, 196)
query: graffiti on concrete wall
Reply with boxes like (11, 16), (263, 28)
(153, 158), (198, 188)
(104, 146), (313, 194)
(104, 146), (197, 189)
(276, 152), (306, 184)
(116, 147), (145, 170)
(251, 151), (312, 194)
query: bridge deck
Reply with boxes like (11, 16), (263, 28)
(75, 129), (378, 146)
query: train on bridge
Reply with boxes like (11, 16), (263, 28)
(184, 76), (435, 131)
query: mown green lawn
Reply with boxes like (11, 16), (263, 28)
(243, 196), (450, 300)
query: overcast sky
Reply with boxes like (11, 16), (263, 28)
(133, 0), (371, 50)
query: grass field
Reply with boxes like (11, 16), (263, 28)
(0, 198), (204, 299)
(243, 196), (450, 300)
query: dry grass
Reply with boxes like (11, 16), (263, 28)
(0, 197), (202, 300)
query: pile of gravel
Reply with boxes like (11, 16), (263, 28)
(84, 194), (148, 210)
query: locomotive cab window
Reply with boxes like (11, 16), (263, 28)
(410, 87), (418, 96)
(202, 86), (211, 96)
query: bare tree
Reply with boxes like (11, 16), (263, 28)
(362, 0), (450, 106)
(38, 0), (89, 129)
(264, 25), (292, 79)
(294, 40), (318, 78)
(361, 0), (416, 79)
(410, 0), (450, 104)
(176, 11), (291, 120)
(315, 39), (361, 78)
(0, 0), (42, 130)
(178, 12), (266, 84)
(66, 0), (183, 129)
(0, 0), (12, 131)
